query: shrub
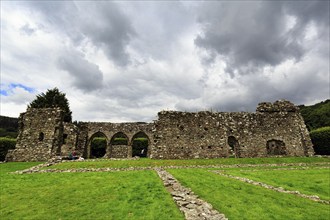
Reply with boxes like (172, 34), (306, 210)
(132, 138), (148, 157)
(91, 137), (107, 158)
(112, 137), (128, 145)
(310, 127), (330, 155)
(0, 137), (16, 161)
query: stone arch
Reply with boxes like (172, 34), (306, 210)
(266, 139), (286, 155)
(88, 132), (108, 159)
(131, 131), (150, 158)
(227, 136), (240, 158)
(110, 132), (129, 158)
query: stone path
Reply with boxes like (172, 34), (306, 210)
(212, 170), (330, 205)
(156, 168), (227, 220)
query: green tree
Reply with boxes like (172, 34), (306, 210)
(28, 88), (72, 122)
(299, 99), (330, 130)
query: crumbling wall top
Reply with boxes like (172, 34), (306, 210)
(256, 100), (299, 112)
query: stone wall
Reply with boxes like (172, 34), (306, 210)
(152, 100), (314, 159)
(60, 122), (79, 157)
(6, 108), (64, 161)
(111, 145), (129, 158)
(7, 100), (314, 161)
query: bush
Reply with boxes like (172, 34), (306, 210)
(91, 137), (107, 158)
(112, 137), (128, 145)
(132, 138), (148, 157)
(310, 127), (330, 155)
(0, 128), (18, 138)
(0, 137), (16, 161)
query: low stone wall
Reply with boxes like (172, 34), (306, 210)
(212, 170), (330, 205)
(156, 168), (227, 220)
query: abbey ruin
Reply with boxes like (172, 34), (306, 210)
(6, 100), (314, 161)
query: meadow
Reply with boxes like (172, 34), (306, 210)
(1, 157), (329, 220)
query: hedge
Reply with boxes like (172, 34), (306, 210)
(90, 137), (148, 158)
(0, 137), (16, 161)
(310, 126), (330, 155)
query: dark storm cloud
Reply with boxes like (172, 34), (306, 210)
(57, 51), (103, 92)
(2, 1), (328, 121)
(78, 2), (136, 66)
(195, 1), (329, 75)
(26, 1), (135, 66)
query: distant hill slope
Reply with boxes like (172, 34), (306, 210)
(298, 99), (330, 131)
(0, 116), (19, 138)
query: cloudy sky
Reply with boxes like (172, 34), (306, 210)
(1, 1), (329, 122)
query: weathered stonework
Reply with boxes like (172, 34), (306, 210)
(6, 108), (64, 161)
(152, 100), (314, 159)
(60, 122), (79, 157)
(6, 100), (314, 161)
(111, 145), (129, 158)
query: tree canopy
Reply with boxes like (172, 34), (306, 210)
(28, 88), (72, 122)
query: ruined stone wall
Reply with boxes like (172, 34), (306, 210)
(6, 108), (64, 161)
(60, 123), (79, 157)
(152, 100), (314, 159)
(7, 100), (313, 161)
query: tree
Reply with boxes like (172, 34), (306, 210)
(28, 88), (72, 122)
(299, 99), (330, 130)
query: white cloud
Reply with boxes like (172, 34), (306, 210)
(1, 1), (329, 122)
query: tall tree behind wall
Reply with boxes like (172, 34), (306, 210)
(28, 87), (72, 122)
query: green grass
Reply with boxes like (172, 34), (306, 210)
(168, 169), (330, 220)
(0, 163), (183, 220)
(43, 157), (329, 170)
(1, 159), (330, 220)
(226, 168), (330, 200)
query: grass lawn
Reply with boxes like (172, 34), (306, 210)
(225, 168), (330, 200)
(43, 157), (329, 170)
(168, 169), (330, 220)
(1, 159), (329, 220)
(0, 163), (183, 220)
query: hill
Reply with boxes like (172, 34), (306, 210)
(0, 115), (18, 138)
(298, 99), (330, 131)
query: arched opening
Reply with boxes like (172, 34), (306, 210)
(132, 132), (149, 158)
(90, 132), (107, 158)
(110, 132), (129, 158)
(228, 136), (240, 158)
(266, 139), (286, 155)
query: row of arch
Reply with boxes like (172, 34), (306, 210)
(87, 131), (150, 159)
(85, 132), (288, 158)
